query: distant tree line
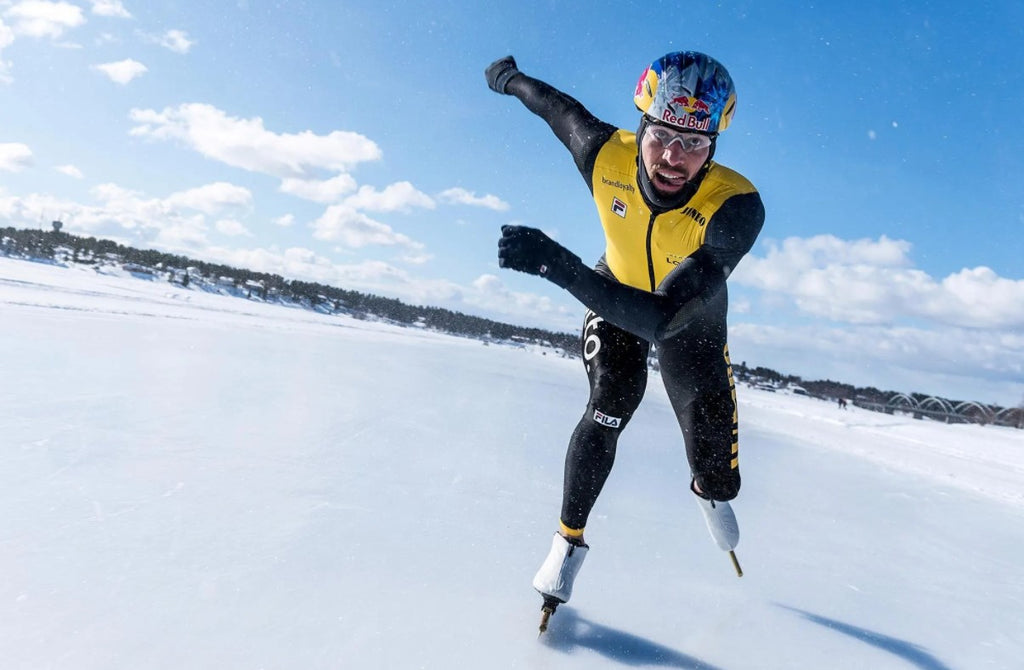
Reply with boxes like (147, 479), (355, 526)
(2, 225), (1018, 426)
(731, 364), (880, 402)
(729, 362), (978, 412)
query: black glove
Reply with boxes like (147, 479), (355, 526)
(498, 225), (581, 289)
(485, 56), (521, 95)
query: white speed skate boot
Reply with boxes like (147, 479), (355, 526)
(532, 533), (588, 632)
(694, 494), (740, 551)
(693, 482), (743, 577)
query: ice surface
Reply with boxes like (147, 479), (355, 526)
(2, 256), (1022, 669)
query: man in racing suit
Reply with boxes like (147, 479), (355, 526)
(486, 51), (765, 619)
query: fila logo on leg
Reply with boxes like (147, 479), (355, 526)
(593, 409), (622, 428)
(611, 197), (627, 218)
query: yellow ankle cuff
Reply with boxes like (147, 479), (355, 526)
(559, 521), (585, 538)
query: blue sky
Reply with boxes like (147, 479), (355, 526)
(1, 0), (1022, 404)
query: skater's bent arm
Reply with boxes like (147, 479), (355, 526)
(565, 249), (726, 342)
(565, 193), (765, 342)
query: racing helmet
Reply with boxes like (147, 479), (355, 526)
(633, 51), (737, 135)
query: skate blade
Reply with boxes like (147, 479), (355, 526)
(729, 550), (743, 577)
(538, 597), (559, 635)
(538, 608), (553, 634)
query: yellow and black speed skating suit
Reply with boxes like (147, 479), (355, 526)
(506, 74), (765, 532)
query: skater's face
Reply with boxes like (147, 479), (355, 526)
(640, 122), (712, 197)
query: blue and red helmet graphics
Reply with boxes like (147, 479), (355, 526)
(634, 51), (737, 135)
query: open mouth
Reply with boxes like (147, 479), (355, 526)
(652, 169), (689, 191)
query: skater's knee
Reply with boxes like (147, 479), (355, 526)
(590, 376), (644, 419)
(694, 471), (740, 501)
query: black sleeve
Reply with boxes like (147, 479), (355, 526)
(563, 192), (765, 342)
(505, 74), (617, 187)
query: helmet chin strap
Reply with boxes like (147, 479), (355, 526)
(635, 116), (714, 213)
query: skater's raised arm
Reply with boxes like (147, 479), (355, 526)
(486, 56), (616, 186)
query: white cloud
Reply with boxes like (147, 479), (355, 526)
(128, 103), (381, 178)
(4, 1), (85, 39)
(215, 219), (251, 237)
(90, 181), (145, 205)
(0, 18), (12, 83)
(0, 181), (254, 237)
(137, 29), (192, 53)
(208, 245), (336, 283)
(343, 182), (435, 213)
(55, 164), (83, 178)
(0, 20), (14, 49)
(743, 235), (911, 282)
(935, 267), (1024, 327)
(165, 182), (252, 214)
(157, 28), (192, 53)
(272, 214), (295, 227)
(321, 258), (416, 291)
(89, 182), (205, 231)
(466, 273), (579, 329)
(89, 0), (130, 18)
(733, 234), (1024, 329)
(152, 218), (209, 249)
(0, 180), (429, 261)
(279, 173), (356, 203)
(397, 250), (432, 265)
(311, 204), (423, 252)
(0, 184), (164, 231)
(438, 187), (509, 211)
(93, 58), (147, 84)
(0, 142), (33, 171)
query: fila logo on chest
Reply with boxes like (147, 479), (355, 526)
(611, 197), (627, 218)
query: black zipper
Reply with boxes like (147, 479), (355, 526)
(645, 212), (657, 292)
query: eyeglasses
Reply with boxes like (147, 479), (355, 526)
(645, 125), (714, 153)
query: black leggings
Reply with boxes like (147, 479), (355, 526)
(560, 309), (740, 531)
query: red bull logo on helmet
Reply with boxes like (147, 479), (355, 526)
(662, 109), (712, 132)
(635, 66), (651, 98)
(669, 96), (711, 114)
(664, 95), (713, 131)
